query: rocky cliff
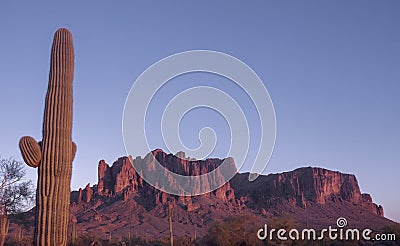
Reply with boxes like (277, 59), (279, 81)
(72, 150), (384, 218)
(231, 167), (384, 216)
(10, 150), (394, 241)
(41, 149), (398, 243)
(74, 149), (236, 209)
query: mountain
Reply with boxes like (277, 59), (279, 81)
(9, 149), (396, 243)
(68, 150), (392, 236)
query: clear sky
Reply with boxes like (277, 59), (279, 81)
(0, 1), (399, 222)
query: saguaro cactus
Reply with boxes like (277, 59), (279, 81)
(71, 220), (77, 245)
(17, 225), (23, 245)
(168, 202), (174, 246)
(19, 28), (76, 246)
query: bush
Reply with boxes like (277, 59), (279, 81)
(201, 215), (260, 246)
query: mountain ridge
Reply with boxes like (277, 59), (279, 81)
(9, 149), (396, 242)
(66, 150), (392, 236)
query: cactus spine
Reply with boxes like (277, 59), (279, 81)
(19, 28), (76, 246)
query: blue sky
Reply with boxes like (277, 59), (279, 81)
(0, 1), (399, 222)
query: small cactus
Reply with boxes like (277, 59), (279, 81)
(17, 225), (23, 245)
(71, 220), (77, 245)
(168, 202), (174, 246)
(19, 28), (76, 245)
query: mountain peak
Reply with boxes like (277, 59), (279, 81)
(65, 151), (391, 239)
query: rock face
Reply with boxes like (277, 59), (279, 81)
(230, 167), (384, 216)
(361, 193), (384, 216)
(65, 150), (393, 240)
(98, 157), (142, 195)
(86, 150), (236, 207)
(73, 150), (384, 217)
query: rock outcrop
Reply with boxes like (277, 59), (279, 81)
(73, 150), (384, 218)
(230, 167), (383, 216)
(361, 193), (384, 216)
(98, 157), (142, 195)
(64, 150), (393, 240)
(90, 150), (237, 208)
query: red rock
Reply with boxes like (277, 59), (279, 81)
(97, 160), (112, 194)
(77, 188), (82, 203)
(361, 193), (384, 216)
(83, 183), (93, 203)
(230, 167), (383, 216)
(57, 150), (391, 241)
(111, 157), (137, 193)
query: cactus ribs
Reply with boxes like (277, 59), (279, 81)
(19, 28), (76, 246)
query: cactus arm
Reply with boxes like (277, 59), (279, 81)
(19, 136), (41, 168)
(72, 141), (77, 161)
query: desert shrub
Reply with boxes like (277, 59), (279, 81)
(4, 237), (34, 246)
(122, 235), (166, 246)
(122, 235), (147, 246)
(69, 233), (103, 246)
(201, 215), (260, 246)
(381, 223), (400, 245)
(174, 236), (195, 246)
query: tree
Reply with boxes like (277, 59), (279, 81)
(0, 157), (34, 246)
